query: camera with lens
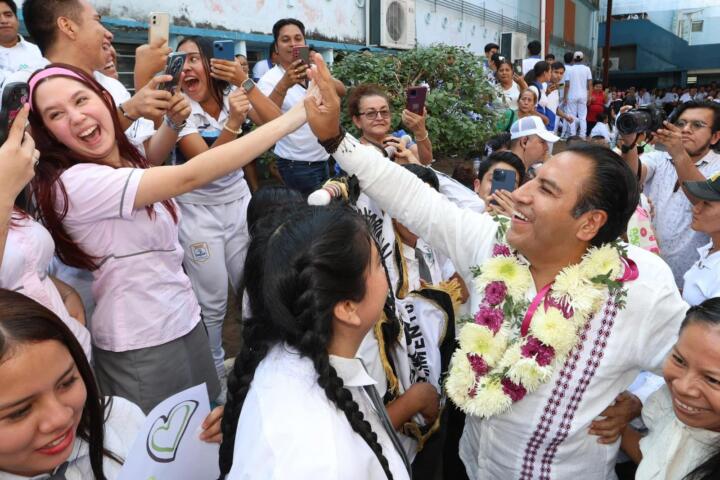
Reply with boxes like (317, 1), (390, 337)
(616, 105), (666, 135)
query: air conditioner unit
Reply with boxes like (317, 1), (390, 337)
(500, 32), (527, 62)
(609, 57), (620, 71)
(369, 0), (416, 50)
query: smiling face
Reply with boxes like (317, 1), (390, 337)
(34, 76), (119, 164)
(352, 95), (391, 140)
(0, 340), (86, 476)
(664, 322), (720, 431)
(179, 40), (210, 103)
(508, 152), (598, 264)
(275, 24), (305, 67)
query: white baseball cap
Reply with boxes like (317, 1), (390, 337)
(509, 116), (560, 143)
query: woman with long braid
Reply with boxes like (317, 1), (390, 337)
(218, 206), (411, 479)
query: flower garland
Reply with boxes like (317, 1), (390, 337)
(445, 240), (634, 418)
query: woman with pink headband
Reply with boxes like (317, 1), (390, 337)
(27, 63), (312, 413)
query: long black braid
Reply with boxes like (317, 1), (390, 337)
(218, 206), (395, 479)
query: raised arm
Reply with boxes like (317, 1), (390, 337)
(134, 101), (306, 209)
(304, 54), (498, 275)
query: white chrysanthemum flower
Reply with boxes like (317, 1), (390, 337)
(479, 257), (531, 298)
(464, 379), (512, 418)
(507, 358), (553, 391)
(445, 350), (476, 406)
(529, 307), (578, 357)
(497, 342), (523, 370)
(457, 323), (507, 366)
(582, 244), (622, 281)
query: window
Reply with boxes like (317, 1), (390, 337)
(692, 20), (704, 33)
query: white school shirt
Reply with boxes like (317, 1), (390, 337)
(0, 214), (92, 358)
(175, 93), (250, 205)
(636, 386), (720, 480)
(564, 63), (593, 101)
(642, 149), (720, 288)
(332, 135), (688, 480)
(257, 65), (329, 162)
(682, 242), (720, 306)
(228, 344), (410, 480)
(0, 397), (145, 480)
(56, 163), (201, 352)
(0, 36), (44, 87)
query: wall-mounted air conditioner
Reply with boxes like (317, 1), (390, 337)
(369, 0), (416, 50)
(500, 32), (527, 62)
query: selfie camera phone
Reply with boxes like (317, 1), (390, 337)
(490, 168), (517, 197)
(213, 40), (235, 61)
(158, 52), (187, 92)
(148, 12), (170, 44)
(513, 59), (523, 76)
(406, 86), (427, 115)
(0, 82), (29, 145)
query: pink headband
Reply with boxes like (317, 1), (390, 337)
(29, 67), (86, 111)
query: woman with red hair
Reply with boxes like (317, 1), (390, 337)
(28, 63), (310, 413)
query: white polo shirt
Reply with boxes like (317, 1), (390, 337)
(257, 65), (329, 162)
(682, 242), (720, 306)
(0, 35), (44, 87)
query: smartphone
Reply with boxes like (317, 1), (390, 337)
(406, 86), (427, 115)
(513, 59), (523, 76)
(0, 82), (29, 145)
(158, 52), (187, 92)
(490, 168), (517, 196)
(148, 12), (170, 44)
(292, 45), (310, 65)
(213, 40), (235, 61)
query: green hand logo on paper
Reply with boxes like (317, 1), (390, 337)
(146, 400), (199, 463)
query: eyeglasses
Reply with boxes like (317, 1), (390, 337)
(358, 110), (391, 120)
(674, 119), (710, 131)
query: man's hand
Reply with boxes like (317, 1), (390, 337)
(588, 391), (642, 444)
(134, 37), (172, 91)
(0, 105), (37, 205)
(305, 53), (342, 141)
(210, 58), (247, 87)
(122, 75), (174, 122)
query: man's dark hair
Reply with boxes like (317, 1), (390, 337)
(527, 40), (541, 56)
(22, 0), (82, 54)
(0, 0), (17, 15)
(567, 144), (639, 247)
(674, 100), (720, 151)
(484, 42), (499, 54)
(563, 51), (574, 64)
(551, 61), (565, 71)
(272, 18), (305, 42)
(545, 53), (555, 61)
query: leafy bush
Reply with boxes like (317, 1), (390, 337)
(332, 44), (500, 158)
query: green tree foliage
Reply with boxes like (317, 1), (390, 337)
(332, 44), (500, 158)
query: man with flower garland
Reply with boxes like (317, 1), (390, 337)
(304, 54), (688, 479)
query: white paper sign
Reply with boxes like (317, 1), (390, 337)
(118, 384), (219, 480)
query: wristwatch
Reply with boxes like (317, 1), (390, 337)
(241, 78), (255, 93)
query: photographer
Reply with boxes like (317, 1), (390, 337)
(619, 101), (720, 288)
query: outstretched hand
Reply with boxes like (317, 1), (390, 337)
(304, 53), (342, 142)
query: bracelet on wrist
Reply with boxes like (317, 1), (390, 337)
(223, 123), (242, 135)
(164, 115), (186, 132)
(119, 102), (138, 122)
(415, 131), (429, 142)
(317, 127), (346, 154)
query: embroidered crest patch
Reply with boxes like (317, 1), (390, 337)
(190, 242), (210, 263)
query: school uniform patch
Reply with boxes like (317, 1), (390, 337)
(190, 242), (210, 262)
